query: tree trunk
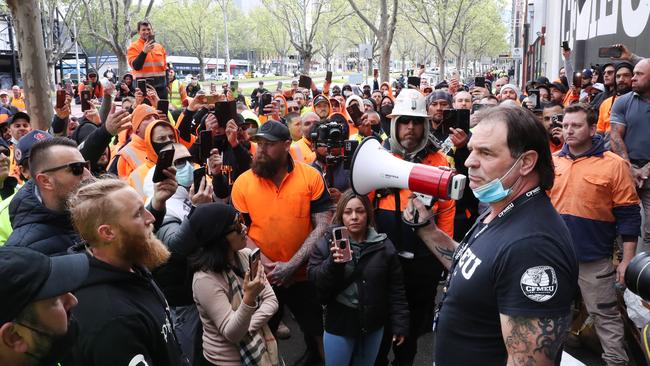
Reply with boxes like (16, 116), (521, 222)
(117, 50), (129, 78)
(221, 5), (231, 80)
(438, 48), (446, 79)
(198, 56), (205, 81)
(301, 51), (311, 75)
(401, 55), (406, 75)
(380, 44), (390, 82)
(7, 0), (53, 130)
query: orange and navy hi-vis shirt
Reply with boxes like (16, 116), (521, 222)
(549, 136), (640, 262)
(231, 157), (331, 281)
(369, 150), (455, 258)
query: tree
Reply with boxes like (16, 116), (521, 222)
(248, 7), (291, 75)
(214, 0), (231, 79)
(347, 0), (398, 82)
(153, 0), (216, 80)
(80, 0), (155, 76)
(6, 0), (53, 130)
(402, 0), (479, 78)
(317, 33), (339, 72)
(40, 0), (84, 89)
(261, 0), (330, 75)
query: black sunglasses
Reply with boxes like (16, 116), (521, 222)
(41, 161), (90, 176)
(224, 212), (246, 236)
(396, 116), (426, 125)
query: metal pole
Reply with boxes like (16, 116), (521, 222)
(7, 16), (18, 86)
(73, 19), (81, 83)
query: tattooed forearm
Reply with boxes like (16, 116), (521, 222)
(501, 313), (570, 366)
(610, 124), (629, 161)
(289, 210), (333, 268)
(434, 245), (454, 264)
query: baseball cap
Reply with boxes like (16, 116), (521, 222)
(15, 130), (52, 166)
(535, 76), (550, 86)
(252, 120), (290, 142)
(581, 69), (593, 78)
(0, 247), (89, 324)
(586, 83), (605, 93)
(0, 90), (8, 97)
(233, 113), (247, 126)
(313, 94), (330, 107)
(550, 82), (568, 94)
(8, 111), (30, 126)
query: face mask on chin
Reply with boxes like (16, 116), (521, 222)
(471, 155), (523, 203)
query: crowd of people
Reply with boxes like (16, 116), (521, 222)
(1, 18), (650, 366)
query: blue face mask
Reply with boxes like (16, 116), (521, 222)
(175, 161), (194, 188)
(471, 156), (522, 203)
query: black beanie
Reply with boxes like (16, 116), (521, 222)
(188, 203), (238, 248)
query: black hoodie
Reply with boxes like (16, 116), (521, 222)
(69, 250), (189, 366)
(4, 180), (80, 255)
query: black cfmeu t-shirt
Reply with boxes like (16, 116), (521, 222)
(434, 192), (578, 365)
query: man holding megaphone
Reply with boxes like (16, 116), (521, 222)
(404, 105), (578, 366)
(368, 88), (456, 366)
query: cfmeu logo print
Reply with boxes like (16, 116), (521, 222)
(520, 266), (558, 302)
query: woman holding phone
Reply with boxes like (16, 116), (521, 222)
(308, 190), (409, 366)
(189, 204), (279, 366)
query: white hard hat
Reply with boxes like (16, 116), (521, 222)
(387, 88), (429, 119)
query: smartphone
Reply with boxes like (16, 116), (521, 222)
(80, 90), (92, 112)
(528, 89), (540, 110)
(277, 81), (283, 91)
(199, 130), (213, 163)
(332, 227), (352, 262)
(407, 76), (421, 89)
(572, 72), (582, 88)
(346, 104), (364, 126)
(442, 109), (470, 134)
(230, 81), (238, 97)
(598, 46), (622, 58)
(373, 69), (379, 78)
(551, 114), (564, 129)
(137, 79), (147, 92)
(326, 71), (333, 83)
(157, 99), (169, 116)
(562, 41), (570, 52)
(259, 93), (272, 114)
(214, 101), (237, 128)
(56, 90), (66, 108)
(474, 76), (485, 88)
(149, 34), (156, 43)
(193, 166), (206, 191)
(298, 75), (312, 89)
(210, 83), (217, 93)
(249, 248), (260, 280)
(152, 146), (175, 183)
(205, 95), (219, 104)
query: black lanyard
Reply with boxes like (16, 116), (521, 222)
(432, 186), (542, 331)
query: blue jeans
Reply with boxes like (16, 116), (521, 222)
(324, 327), (384, 366)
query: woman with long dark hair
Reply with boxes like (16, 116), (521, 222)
(308, 190), (409, 366)
(189, 203), (279, 366)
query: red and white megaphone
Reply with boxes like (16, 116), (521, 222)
(350, 137), (466, 200)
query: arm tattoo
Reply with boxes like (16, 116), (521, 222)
(434, 245), (454, 264)
(502, 314), (570, 366)
(610, 124), (629, 161)
(289, 210), (333, 268)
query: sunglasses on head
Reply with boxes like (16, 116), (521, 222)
(41, 161), (90, 176)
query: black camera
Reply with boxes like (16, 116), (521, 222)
(311, 121), (345, 148)
(309, 119), (358, 168)
(626, 252), (650, 301)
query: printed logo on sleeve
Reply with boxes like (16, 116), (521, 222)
(128, 354), (149, 366)
(520, 266), (558, 302)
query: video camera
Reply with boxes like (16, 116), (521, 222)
(626, 252), (650, 301)
(309, 119), (359, 169)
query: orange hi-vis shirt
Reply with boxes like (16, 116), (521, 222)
(596, 95), (615, 134)
(127, 38), (167, 79)
(231, 159), (331, 281)
(291, 137), (316, 164)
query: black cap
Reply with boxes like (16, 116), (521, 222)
(615, 61), (634, 73)
(234, 113), (246, 126)
(0, 247), (88, 324)
(535, 76), (550, 86)
(550, 82), (568, 94)
(8, 111), (30, 126)
(252, 120), (290, 142)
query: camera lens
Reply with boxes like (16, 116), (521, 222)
(329, 128), (341, 140)
(625, 252), (650, 301)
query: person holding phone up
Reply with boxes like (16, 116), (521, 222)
(127, 20), (168, 99)
(189, 203), (279, 366)
(308, 191), (408, 366)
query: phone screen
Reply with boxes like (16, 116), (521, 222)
(81, 90), (91, 112)
(259, 93), (272, 114)
(326, 71), (332, 83)
(199, 130), (213, 163)
(407, 76), (421, 88)
(152, 147), (175, 183)
(137, 79), (146, 92)
(193, 166), (206, 191)
(346, 104), (364, 126)
(249, 248), (260, 280)
(298, 75), (312, 89)
(56, 90), (66, 109)
(474, 77), (485, 88)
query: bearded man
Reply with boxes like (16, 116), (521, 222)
(67, 177), (189, 366)
(231, 120), (333, 364)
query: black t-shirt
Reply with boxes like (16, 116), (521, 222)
(435, 192), (578, 366)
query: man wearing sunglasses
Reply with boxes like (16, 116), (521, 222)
(5, 136), (91, 255)
(374, 88), (456, 366)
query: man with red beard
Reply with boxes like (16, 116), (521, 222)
(231, 120), (333, 364)
(67, 177), (189, 366)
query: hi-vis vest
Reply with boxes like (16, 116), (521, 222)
(127, 38), (167, 79)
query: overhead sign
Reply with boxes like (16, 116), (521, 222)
(358, 43), (372, 59)
(512, 47), (523, 59)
